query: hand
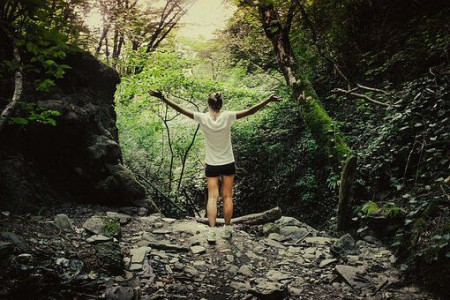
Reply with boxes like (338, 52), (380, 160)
(267, 95), (282, 102)
(149, 89), (164, 99)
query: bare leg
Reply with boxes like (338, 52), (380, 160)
(207, 176), (220, 227)
(222, 175), (234, 225)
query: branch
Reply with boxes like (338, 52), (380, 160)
(331, 88), (398, 108)
(177, 124), (200, 194)
(285, 1), (297, 33)
(356, 83), (388, 95)
(0, 22), (23, 134)
(196, 207), (282, 225)
(166, 92), (200, 111)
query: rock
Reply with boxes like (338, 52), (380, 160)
(335, 265), (370, 290)
(17, 253), (33, 263)
(249, 282), (287, 300)
(83, 216), (121, 237)
(268, 233), (290, 242)
(230, 281), (252, 291)
(261, 238), (285, 249)
(263, 223), (279, 235)
(0, 241), (14, 258)
(246, 251), (263, 260)
(304, 237), (334, 245)
(193, 260), (206, 267)
(129, 263), (143, 271)
(304, 247), (316, 255)
(173, 262), (185, 272)
(225, 264), (237, 274)
(105, 286), (135, 300)
(86, 234), (112, 244)
(276, 216), (302, 227)
(190, 245), (206, 255)
(95, 242), (124, 275)
(266, 270), (291, 281)
(137, 207), (149, 216)
(363, 235), (381, 245)
(0, 51), (145, 214)
(287, 246), (302, 254)
(142, 233), (188, 252)
(119, 207), (138, 216)
(55, 258), (84, 279)
(279, 226), (309, 239)
(130, 246), (151, 264)
(237, 265), (253, 277)
(184, 266), (199, 277)
(389, 255), (397, 263)
(106, 212), (132, 225)
(54, 214), (74, 231)
(141, 214), (164, 224)
(162, 218), (176, 223)
(1, 232), (32, 253)
(319, 258), (337, 268)
(331, 233), (360, 257)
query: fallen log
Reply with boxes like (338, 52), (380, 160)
(196, 206), (282, 225)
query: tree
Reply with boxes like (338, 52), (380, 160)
(238, 0), (357, 230)
(92, 0), (192, 66)
(0, 0), (80, 134)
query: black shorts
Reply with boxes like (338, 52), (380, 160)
(205, 162), (236, 177)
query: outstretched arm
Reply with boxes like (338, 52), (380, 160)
(149, 90), (194, 119)
(236, 95), (282, 120)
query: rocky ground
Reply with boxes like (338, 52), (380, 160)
(0, 203), (438, 299)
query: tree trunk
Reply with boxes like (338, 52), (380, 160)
(337, 155), (357, 231)
(0, 24), (23, 135)
(258, 5), (357, 229)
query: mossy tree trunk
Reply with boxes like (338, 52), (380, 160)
(258, 4), (356, 230)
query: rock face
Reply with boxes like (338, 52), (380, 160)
(0, 47), (145, 212)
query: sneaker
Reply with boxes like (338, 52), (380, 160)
(223, 225), (233, 240)
(207, 229), (216, 244)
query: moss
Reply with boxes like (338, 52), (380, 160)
(299, 96), (351, 161)
(103, 217), (121, 237)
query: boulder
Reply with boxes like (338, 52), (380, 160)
(331, 233), (361, 257)
(0, 49), (145, 213)
(83, 216), (121, 237)
(279, 226), (309, 239)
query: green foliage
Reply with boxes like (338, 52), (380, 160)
(361, 201), (379, 215)
(9, 102), (61, 126)
(103, 217), (121, 237)
(232, 100), (335, 225)
(115, 43), (278, 207)
(1, 0), (80, 96)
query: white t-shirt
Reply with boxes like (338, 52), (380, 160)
(193, 111), (237, 166)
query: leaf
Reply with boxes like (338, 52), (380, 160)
(10, 117), (29, 125)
